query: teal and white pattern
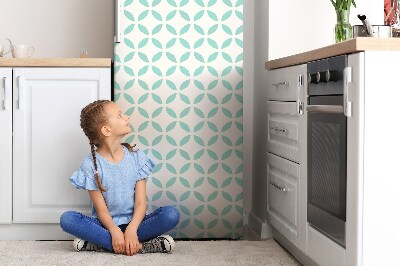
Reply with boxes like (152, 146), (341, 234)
(114, 0), (243, 238)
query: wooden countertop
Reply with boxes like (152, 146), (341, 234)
(265, 37), (400, 70)
(0, 58), (112, 67)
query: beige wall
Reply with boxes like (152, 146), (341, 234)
(0, 0), (114, 58)
(268, 0), (383, 60)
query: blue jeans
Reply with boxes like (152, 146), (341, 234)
(60, 206), (180, 252)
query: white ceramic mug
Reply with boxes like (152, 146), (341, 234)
(11, 44), (34, 58)
(0, 38), (12, 57)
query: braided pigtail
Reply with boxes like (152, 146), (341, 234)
(80, 100), (110, 192)
(121, 142), (137, 152)
(90, 143), (107, 192)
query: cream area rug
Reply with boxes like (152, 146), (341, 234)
(0, 239), (301, 265)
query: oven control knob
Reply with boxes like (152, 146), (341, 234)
(328, 70), (338, 82)
(319, 70), (338, 83)
(319, 71), (329, 83)
(309, 72), (320, 84)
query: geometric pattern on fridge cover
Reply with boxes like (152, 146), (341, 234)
(114, 0), (243, 238)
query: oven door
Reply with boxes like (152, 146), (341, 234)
(306, 95), (347, 248)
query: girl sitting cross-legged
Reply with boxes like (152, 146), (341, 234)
(60, 100), (180, 256)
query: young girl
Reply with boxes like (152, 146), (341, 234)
(60, 100), (180, 256)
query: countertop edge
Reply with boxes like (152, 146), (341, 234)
(0, 58), (112, 67)
(265, 37), (400, 70)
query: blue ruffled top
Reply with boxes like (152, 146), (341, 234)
(70, 146), (156, 226)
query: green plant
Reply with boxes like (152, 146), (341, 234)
(331, 0), (357, 42)
(330, 0), (357, 10)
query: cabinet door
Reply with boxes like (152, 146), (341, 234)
(0, 68), (12, 224)
(13, 68), (111, 223)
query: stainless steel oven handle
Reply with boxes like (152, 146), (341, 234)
(343, 67), (352, 117)
(270, 181), (290, 192)
(306, 105), (343, 114)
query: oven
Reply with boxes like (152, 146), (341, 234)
(306, 55), (347, 248)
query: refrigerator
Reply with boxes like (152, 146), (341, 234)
(113, 0), (243, 239)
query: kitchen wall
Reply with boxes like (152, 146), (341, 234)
(0, 0), (114, 58)
(268, 0), (383, 60)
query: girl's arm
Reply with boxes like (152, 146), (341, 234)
(89, 190), (125, 254)
(124, 179), (147, 255)
(128, 179), (147, 229)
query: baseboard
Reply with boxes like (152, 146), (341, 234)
(0, 224), (73, 240)
(248, 211), (272, 239)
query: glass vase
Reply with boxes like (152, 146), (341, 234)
(335, 10), (352, 43)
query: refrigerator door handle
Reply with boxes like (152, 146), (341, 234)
(115, 0), (122, 43)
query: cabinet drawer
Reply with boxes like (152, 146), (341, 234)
(267, 153), (299, 244)
(266, 64), (306, 101)
(267, 101), (299, 163)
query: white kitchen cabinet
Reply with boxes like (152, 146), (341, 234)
(0, 68), (12, 224)
(0, 67), (111, 237)
(346, 51), (400, 266)
(267, 44), (400, 266)
(266, 64), (307, 253)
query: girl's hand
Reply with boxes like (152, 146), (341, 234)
(110, 227), (125, 254)
(124, 226), (141, 256)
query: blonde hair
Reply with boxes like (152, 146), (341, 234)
(80, 100), (136, 192)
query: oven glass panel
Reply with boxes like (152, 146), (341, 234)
(308, 112), (347, 221)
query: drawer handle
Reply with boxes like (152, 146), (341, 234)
(2, 77), (6, 110)
(272, 81), (289, 87)
(270, 127), (288, 134)
(17, 76), (23, 109)
(270, 181), (290, 192)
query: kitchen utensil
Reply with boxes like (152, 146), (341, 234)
(393, 28), (400, 37)
(352, 14), (392, 38)
(0, 38), (12, 57)
(11, 44), (34, 58)
(357, 14), (374, 36)
(353, 25), (392, 38)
